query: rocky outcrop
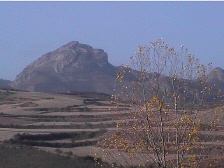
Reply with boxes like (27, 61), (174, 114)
(206, 67), (224, 99)
(10, 41), (118, 94)
(207, 67), (224, 83)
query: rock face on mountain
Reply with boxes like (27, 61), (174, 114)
(206, 67), (224, 94)
(10, 41), (118, 94)
(207, 67), (224, 83)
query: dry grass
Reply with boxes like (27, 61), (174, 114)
(0, 89), (224, 167)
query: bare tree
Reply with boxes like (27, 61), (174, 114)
(103, 39), (223, 168)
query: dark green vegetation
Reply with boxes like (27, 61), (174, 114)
(64, 91), (112, 100)
(7, 129), (107, 148)
(0, 143), (109, 168)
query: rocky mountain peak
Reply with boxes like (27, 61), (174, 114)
(207, 67), (224, 83)
(62, 41), (79, 48)
(10, 41), (117, 94)
(57, 41), (89, 51)
(211, 67), (224, 72)
(22, 41), (109, 74)
(55, 41), (108, 67)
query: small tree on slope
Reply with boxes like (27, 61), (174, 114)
(102, 39), (223, 168)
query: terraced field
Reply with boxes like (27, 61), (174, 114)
(0, 89), (130, 165)
(0, 89), (224, 167)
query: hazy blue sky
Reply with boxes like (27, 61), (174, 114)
(1, 1), (224, 80)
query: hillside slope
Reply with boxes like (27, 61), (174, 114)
(10, 41), (118, 94)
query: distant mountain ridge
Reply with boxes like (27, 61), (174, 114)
(0, 79), (12, 89)
(0, 79), (11, 85)
(9, 41), (224, 97)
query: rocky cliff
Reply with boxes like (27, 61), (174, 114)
(10, 41), (118, 94)
(207, 67), (224, 83)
